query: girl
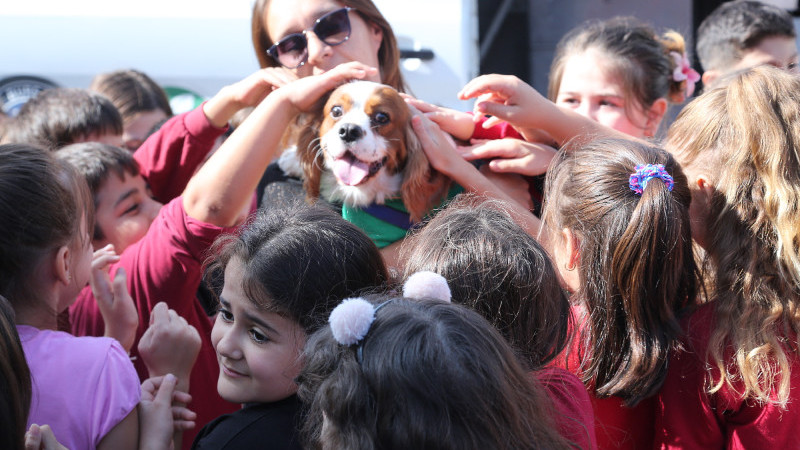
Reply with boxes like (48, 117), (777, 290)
(89, 69), (173, 152)
(413, 101), (697, 448)
(191, 203), (387, 449)
(0, 143), (140, 449)
(549, 16), (697, 139)
(298, 295), (572, 449)
(655, 65), (800, 448)
(402, 195), (596, 449)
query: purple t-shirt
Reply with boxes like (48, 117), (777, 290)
(18, 325), (140, 449)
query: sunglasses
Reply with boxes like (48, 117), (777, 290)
(267, 7), (353, 69)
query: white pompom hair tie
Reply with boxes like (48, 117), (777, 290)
(403, 271), (451, 302)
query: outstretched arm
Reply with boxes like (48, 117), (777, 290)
(183, 62), (378, 226)
(459, 74), (636, 147)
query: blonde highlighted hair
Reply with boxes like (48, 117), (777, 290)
(667, 65), (800, 406)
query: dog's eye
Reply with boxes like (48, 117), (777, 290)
(330, 106), (343, 118)
(372, 112), (390, 126)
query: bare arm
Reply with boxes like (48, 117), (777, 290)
(183, 62), (378, 226)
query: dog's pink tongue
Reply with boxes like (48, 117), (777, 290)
(333, 157), (370, 186)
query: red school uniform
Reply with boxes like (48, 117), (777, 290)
(535, 366), (598, 449)
(654, 302), (800, 449)
(552, 306), (657, 450)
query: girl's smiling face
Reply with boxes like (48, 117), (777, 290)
(211, 257), (307, 404)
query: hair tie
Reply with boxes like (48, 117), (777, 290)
(403, 271), (451, 302)
(329, 297), (376, 346)
(629, 164), (674, 195)
(670, 51), (700, 98)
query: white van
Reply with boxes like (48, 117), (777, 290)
(0, 0), (477, 115)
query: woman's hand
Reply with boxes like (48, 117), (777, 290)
(273, 61), (379, 114)
(91, 244), (138, 352)
(458, 138), (557, 177)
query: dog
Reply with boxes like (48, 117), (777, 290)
(295, 81), (450, 222)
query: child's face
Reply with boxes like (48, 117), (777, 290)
(555, 48), (656, 138)
(733, 35), (799, 74)
(93, 172), (162, 253)
(122, 109), (168, 152)
(211, 257), (307, 404)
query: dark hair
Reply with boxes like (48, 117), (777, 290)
(89, 69), (173, 122)
(403, 195), (571, 370)
(542, 138), (697, 406)
(0, 144), (93, 313)
(1, 88), (123, 150)
(56, 142), (140, 242)
(0, 295), (31, 450)
(209, 203), (387, 335)
(298, 296), (571, 450)
(697, 0), (796, 72)
(549, 17), (691, 111)
(251, 0), (407, 92)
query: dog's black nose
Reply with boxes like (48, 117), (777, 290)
(339, 124), (364, 143)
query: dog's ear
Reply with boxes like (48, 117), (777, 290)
(400, 125), (451, 222)
(295, 94), (332, 202)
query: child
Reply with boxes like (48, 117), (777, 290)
(298, 295), (572, 449)
(549, 17), (696, 139)
(90, 69), (174, 151)
(1, 87), (123, 149)
(696, 0), (798, 87)
(655, 65), (800, 448)
(402, 195), (596, 449)
(0, 143), (140, 449)
(62, 62), (377, 446)
(412, 97), (697, 448)
(192, 203), (387, 448)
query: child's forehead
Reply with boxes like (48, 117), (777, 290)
(96, 170), (146, 205)
(737, 35), (799, 69)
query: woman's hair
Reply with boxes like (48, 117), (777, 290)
(298, 296), (571, 450)
(548, 17), (691, 113)
(0, 295), (31, 450)
(402, 195), (571, 370)
(666, 65), (800, 406)
(251, 0), (407, 92)
(209, 203), (388, 335)
(89, 69), (173, 122)
(542, 138), (697, 406)
(0, 144), (93, 311)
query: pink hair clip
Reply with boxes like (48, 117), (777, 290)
(329, 297), (376, 346)
(403, 271), (452, 302)
(670, 51), (701, 98)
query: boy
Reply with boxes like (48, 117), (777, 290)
(697, 0), (798, 87)
(59, 68), (285, 447)
(1, 87), (124, 149)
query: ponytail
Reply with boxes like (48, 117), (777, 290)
(543, 138), (697, 405)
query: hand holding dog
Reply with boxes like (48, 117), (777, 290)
(459, 138), (556, 177)
(402, 95), (475, 141)
(274, 62), (379, 114)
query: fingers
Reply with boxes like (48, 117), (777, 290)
(172, 405), (197, 422)
(149, 302), (169, 326)
(174, 419), (197, 431)
(25, 424), (42, 450)
(403, 95), (438, 113)
(172, 389), (193, 405)
(458, 139), (521, 161)
(154, 373), (178, 404)
(458, 74), (518, 101)
(91, 244), (119, 270)
(111, 267), (129, 302)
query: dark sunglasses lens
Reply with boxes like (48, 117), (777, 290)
(275, 34), (308, 67)
(315, 8), (351, 45)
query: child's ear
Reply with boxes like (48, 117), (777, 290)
(54, 245), (72, 286)
(644, 98), (668, 137)
(701, 70), (719, 89)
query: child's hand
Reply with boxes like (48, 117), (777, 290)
(458, 74), (548, 131)
(140, 374), (196, 450)
(458, 139), (556, 177)
(91, 244), (138, 352)
(402, 95), (475, 141)
(24, 424), (67, 450)
(138, 302), (201, 390)
(204, 67), (299, 128)
(408, 104), (468, 177)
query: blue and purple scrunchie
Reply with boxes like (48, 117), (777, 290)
(628, 164), (674, 195)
